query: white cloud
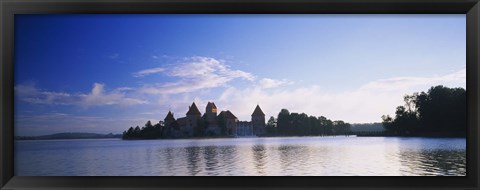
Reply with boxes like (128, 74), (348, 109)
(133, 67), (165, 77)
(134, 56), (464, 123)
(215, 68), (466, 123)
(14, 83), (40, 97)
(136, 56), (293, 96)
(113, 87), (134, 92)
(258, 78), (293, 89)
(15, 83), (75, 105)
(138, 56), (255, 94)
(152, 54), (173, 60)
(81, 83), (148, 107)
(15, 83), (147, 108)
(360, 68), (466, 92)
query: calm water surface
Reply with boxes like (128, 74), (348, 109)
(15, 136), (466, 176)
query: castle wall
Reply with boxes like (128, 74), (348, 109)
(236, 121), (254, 137)
(252, 115), (266, 135)
(162, 102), (266, 138)
(225, 118), (237, 136)
(185, 115), (199, 136)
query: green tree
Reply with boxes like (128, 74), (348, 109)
(145, 120), (153, 128)
(266, 116), (277, 135)
(318, 116), (334, 135)
(153, 123), (162, 139)
(277, 109), (290, 135)
(333, 120), (351, 136)
(134, 126), (141, 138)
(298, 113), (309, 135)
(382, 85), (466, 137)
(122, 126), (135, 139)
(309, 116), (321, 135)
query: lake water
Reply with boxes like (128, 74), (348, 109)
(15, 136), (466, 176)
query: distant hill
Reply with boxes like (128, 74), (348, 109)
(351, 123), (385, 132)
(15, 132), (122, 140)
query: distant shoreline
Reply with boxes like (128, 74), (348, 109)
(15, 132), (122, 141)
(355, 133), (465, 138)
(15, 132), (465, 141)
(122, 134), (465, 140)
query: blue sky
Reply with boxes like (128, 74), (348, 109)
(14, 14), (466, 136)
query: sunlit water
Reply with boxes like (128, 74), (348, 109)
(15, 136), (466, 176)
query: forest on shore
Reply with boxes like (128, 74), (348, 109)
(122, 110), (352, 140)
(122, 85), (465, 140)
(262, 110), (351, 137)
(381, 85), (466, 137)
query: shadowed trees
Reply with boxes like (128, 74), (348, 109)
(277, 109), (291, 135)
(122, 120), (163, 139)
(123, 109), (352, 139)
(333, 120), (351, 135)
(266, 109), (351, 137)
(382, 85), (466, 137)
(265, 116), (277, 135)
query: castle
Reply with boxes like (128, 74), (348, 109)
(162, 102), (266, 138)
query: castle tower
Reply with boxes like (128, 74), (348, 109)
(251, 104), (266, 135)
(164, 111), (175, 126)
(218, 110), (238, 136)
(205, 102), (218, 124)
(186, 102), (202, 136)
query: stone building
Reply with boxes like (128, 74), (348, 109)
(218, 110), (238, 136)
(236, 121), (254, 136)
(162, 102), (201, 138)
(205, 102), (217, 123)
(204, 102), (220, 135)
(163, 111), (177, 137)
(162, 102), (266, 138)
(185, 102), (201, 136)
(251, 105), (266, 135)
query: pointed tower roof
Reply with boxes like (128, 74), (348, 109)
(186, 102), (201, 115)
(164, 111), (175, 121)
(219, 110), (237, 119)
(251, 104), (265, 116)
(206, 102), (217, 109)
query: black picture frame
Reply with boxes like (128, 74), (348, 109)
(1, 0), (479, 189)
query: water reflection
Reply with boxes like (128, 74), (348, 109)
(277, 145), (310, 175)
(163, 147), (176, 174)
(252, 145), (267, 175)
(218, 146), (238, 175)
(203, 146), (219, 175)
(185, 146), (201, 175)
(398, 149), (466, 176)
(15, 137), (466, 176)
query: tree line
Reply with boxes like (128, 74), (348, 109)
(264, 109), (351, 136)
(123, 115), (227, 139)
(123, 109), (352, 139)
(381, 85), (466, 137)
(123, 120), (163, 139)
